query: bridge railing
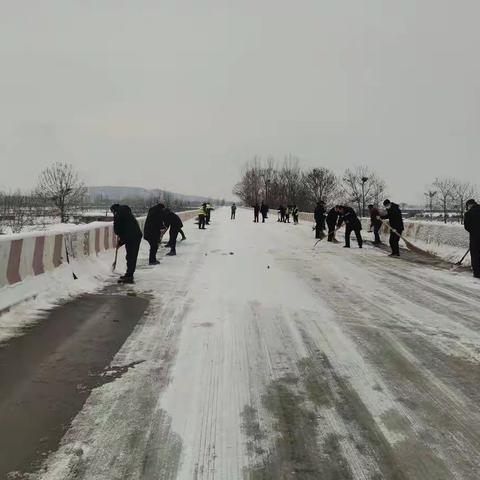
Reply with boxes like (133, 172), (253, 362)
(0, 210), (197, 289)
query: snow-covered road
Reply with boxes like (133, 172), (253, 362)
(13, 207), (480, 479)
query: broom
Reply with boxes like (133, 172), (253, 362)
(380, 220), (435, 257)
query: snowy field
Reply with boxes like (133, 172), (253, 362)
(2, 207), (480, 479)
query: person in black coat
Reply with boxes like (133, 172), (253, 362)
(144, 203), (167, 265)
(253, 203), (260, 223)
(161, 207), (184, 256)
(336, 205), (363, 248)
(111, 204), (143, 283)
(314, 201), (326, 239)
(464, 199), (480, 278)
(260, 202), (269, 223)
(326, 207), (339, 242)
(380, 200), (404, 257)
(368, 204), (383, 245)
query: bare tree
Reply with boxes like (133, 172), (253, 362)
(432, 177), (455, 223)
(424, 190), (438, 216)
(36, 162), (87, 223)
(302, 167), (338, 209)
(342, 166), (387, 216)
(0, 191), (37, 233)
(233, 157), (265, 206)
(451, 180), (476, 224)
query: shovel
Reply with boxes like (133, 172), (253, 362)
(112, 246), (119, 272)
(455, 249), (470, 267)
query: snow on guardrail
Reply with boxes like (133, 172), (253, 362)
(0, 210), (197, 290)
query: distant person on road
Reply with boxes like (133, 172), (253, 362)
(231, 203), (237, 220)
(380, 200), (404, 257)
(464, 199), (480, 279)
(253, 203), (260, 223)
(198, 203), (208, 229)
(368, 204), (383, 245)
(144, 203), (167, 265)
(205, 203), (214, 225)
(336, 205), (363, 248)
(285, 206), (291, 223)
(292, 205), (299, 224)
(279, 205), (286, 222)
(314, 201), (326, 239)
(111, 204), (143, 284)
(261, 202), (269, 223)
(326, 206), (339, 242)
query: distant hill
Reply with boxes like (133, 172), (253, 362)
(87, 186), (221, 205)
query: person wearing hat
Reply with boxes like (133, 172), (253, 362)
(380, 199), (404, 257)
(111, 204), (143, 284)
(464, 199), (480, 278)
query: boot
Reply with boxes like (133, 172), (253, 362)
(166, 250), (176, 256)
(118, 275), (134, 284)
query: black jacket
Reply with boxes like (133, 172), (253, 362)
(381, 203), (404, 232)
(326, 208), (338, 227)
(465, 204), (480, 238)
(113, 205), (142, 243)
(314, 205), (326, 223)
(338, 207), (362, 230)
(144, 204), (166, 242)
(163, 209), (183, 230)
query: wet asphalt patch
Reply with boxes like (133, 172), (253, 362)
(0, 289), (149, 479)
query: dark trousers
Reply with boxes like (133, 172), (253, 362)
(373, 221), (382, 243)
(125, 237), (142, 277)
(206, 211), (211, 224)
(470, 237), (480, 277)
(345, 225), (363, 248)
(148, 239), (159, 263)
(199, 215), (206, 229)
(315, 221), (325, 239)
(169, 227), (179, 253)
(261, 213), (266, 223)
(389, 232), (401, 256)
(231, 211), (236, 219)
(254, 212), (259, 222)
(293, 214), (298, 224)
(286, 214), (290, 223)
(179, 229), (186, 240)
(327, 223), (336, 242)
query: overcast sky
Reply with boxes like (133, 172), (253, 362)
(1, 0), (479, 203)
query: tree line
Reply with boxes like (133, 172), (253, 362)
(0, 162), (221, 234)
(234, 157), (479, 223)
(233, 157), (387, 217)
(424, 178), (478, 224)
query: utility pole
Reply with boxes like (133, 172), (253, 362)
(425, 190), (437, 217)
(361, 176), (369, 217)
